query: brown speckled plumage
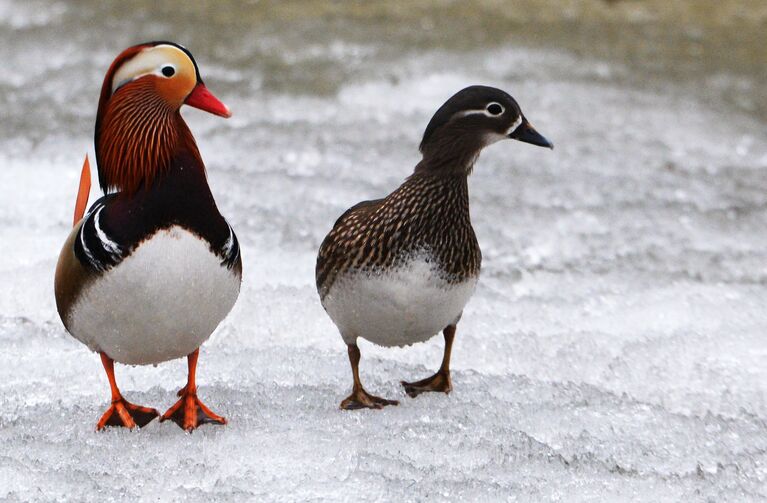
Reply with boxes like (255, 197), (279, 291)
(315, 85), (553, 409)
(316, 173), (481, 299)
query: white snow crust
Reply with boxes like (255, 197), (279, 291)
(1, 2), (766, 501)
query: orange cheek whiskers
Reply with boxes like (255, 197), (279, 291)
(156, 74), (194, 107)
(95, 80), (200, 195)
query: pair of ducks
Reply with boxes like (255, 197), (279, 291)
(54, 42), (553, 431)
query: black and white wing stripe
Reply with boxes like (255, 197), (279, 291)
(74, 199), (126, 272)
(220, 221), (240, 269)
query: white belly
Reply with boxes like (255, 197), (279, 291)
(68, 227), (241, 365)
(322, 255), (478, 347)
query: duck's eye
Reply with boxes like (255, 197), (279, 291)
(486, 103), (504, 116)
(161, 65), (176, 77)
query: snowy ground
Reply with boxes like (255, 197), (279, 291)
(1, 1), (767, 502)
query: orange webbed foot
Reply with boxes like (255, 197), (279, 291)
(96, 398), (159, 431)
(160, 387), (226, 432)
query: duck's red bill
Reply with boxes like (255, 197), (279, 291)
(185, 83), (231, 118)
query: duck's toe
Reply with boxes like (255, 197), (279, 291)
(401, 370), (452, 398)
(340, 388), (399, 410)
(96, 398), (159, 430)
(160, 387), (226, 432)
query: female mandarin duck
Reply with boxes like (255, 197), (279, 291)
(316, 86), (552, 409)
(54, 42), (241, 431)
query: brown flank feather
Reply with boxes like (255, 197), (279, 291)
(316, 172), (481, 299)
(54, 221), (97, 330)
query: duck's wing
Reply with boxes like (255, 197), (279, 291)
(55, 193), (128, 327)
(72, 194), (128, 273)
(315, 198), (384, 299)
(53, 216), (104, 332)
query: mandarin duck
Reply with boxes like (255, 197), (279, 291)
(316, 86), (553, 409)
(54, 42), (241, 431)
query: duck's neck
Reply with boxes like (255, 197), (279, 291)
(95, 81), (202, 195)
(414, 130), (485, 176)
(400, 171), (472, 224)
(393, 171), (478, 280)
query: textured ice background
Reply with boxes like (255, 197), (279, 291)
(1, 1), (767, 501)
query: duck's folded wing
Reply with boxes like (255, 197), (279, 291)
(315, 198), (383, 298)
(73, 195), (127, 273)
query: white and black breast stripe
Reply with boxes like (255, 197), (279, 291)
(75, 198), (239, 272)
(74, 201), (126, 272)
(220, 222), (240, 269)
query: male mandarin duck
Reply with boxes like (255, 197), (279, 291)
(54, 42), (241, 431)
(316, 86), (553, 409)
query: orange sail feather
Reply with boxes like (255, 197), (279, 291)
(73, 154), (91, 226)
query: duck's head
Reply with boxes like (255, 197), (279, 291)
(95, 42), (230, 194)
(417, 85), (552, 174)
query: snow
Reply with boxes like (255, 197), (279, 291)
(1, 2), (767, 501)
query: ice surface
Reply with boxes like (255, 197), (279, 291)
(1, 1), (767, 501)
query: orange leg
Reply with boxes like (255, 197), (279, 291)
(401, 325), (456, 398)
(340, 343), (399, 410)
(160, 349), (226, 432)
(96, 353), (159, 431)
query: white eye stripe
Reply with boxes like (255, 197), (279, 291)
(113, 66), (175, 92)
(111, 45), (190, 93)
(452, 102), (506, 119)
(112, 71), (161, 93)
(452, 109), (495, 119)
